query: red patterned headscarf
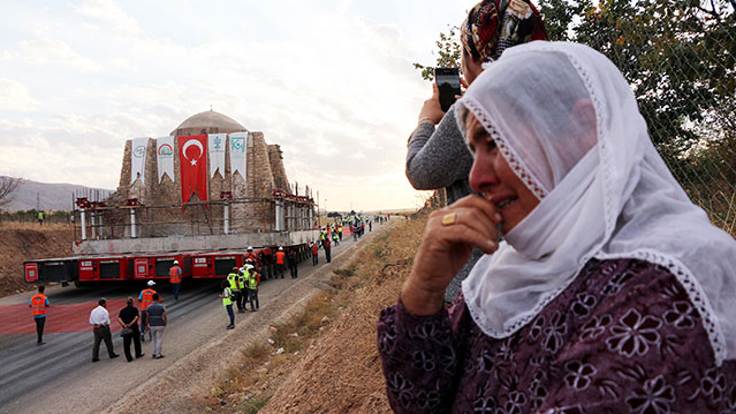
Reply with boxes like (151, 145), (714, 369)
(461, 0), (548, 63)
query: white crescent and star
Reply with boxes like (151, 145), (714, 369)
(182, 139), (204, 166)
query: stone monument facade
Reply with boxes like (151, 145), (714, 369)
(102, 111), (303, 238)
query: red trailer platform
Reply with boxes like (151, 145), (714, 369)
(133, 253), (192, 281)
(78, 255), (134, 282)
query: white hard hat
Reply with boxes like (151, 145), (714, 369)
(247, 246), (254, 251)
(173, 260), (179, 265)
(245, 264), (254, 270)
(278, 246), (284, 250)
(147, 280), (156, 286)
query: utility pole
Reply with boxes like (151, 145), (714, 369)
(36, 192), (40, 210)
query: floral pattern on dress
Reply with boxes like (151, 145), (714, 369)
(605, 308), (663, 358)
(626, 375), (675, 414)
(377, 258), (736, 413)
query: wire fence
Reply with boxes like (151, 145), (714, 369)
(423, 1), (736, 237)
(547, 0), (736, 237)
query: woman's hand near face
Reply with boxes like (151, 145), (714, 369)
(401, 195), (501, 315)
(417, 83), (445, 126)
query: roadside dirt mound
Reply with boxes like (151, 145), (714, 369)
(0, 223), (74, 296)
(260, 218), (425, 414)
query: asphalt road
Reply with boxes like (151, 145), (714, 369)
(0, 228), (372, 414)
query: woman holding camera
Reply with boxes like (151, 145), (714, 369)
(406, 0), (547, 302)
(380, 42), (736, 413)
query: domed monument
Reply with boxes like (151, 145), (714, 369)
(76, 110), (316, 254)
(171, 110), (247, 136)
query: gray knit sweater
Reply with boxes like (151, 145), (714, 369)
(406, 105), (473, 202)
(406, 106), (482, 303)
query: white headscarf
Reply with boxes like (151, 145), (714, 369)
(455, 42), (736, 366)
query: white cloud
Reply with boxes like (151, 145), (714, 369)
(74, 0), (142, 35)
(9, 38), (102, 73)
(0, 79), (39, 112)
(0, 1), (476, 210)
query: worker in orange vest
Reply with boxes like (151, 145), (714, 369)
(29, 285), (49, 345)
(245, 246), (258, 267)
(138, 280), (157, 342)
(169, 260), (182, 302)
(275, 246), (286, 279)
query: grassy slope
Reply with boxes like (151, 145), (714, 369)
(204, 218), (424, 413)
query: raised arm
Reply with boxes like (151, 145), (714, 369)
(406, 108), (473, 190)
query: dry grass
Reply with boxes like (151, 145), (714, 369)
(0, 221), (75, 296)
(0, 221), (70, 231)
(203, 218), (426, 413)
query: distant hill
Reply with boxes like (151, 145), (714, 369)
(0, 177), (113, 212)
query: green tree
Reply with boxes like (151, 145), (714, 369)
(413, 26), (462, 81)
(418, 0), (736, 229)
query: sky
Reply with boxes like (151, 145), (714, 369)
(0, 0), (478, 211)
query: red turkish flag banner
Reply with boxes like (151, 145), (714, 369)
(177, 135), (208, 203)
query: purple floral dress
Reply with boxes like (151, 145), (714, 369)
(377, 258), (736, 413)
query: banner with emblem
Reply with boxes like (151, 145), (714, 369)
(130, 137), (149, 185)
(156, 136), (175, 183)
(178, 135), (208, 203)
(228, 132), (248, 179)
(208, 133), (227, 178)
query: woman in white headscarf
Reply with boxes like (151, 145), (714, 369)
(378, 42), (736, 413)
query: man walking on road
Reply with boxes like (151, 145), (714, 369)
(29, 285), (49, 345)
(275, 246), (286, 278)
(220, 280), (235, 329)
(236, 267), (247, 313)
(146, 294), (167, 359)
(169, 260), (182, 301)
(323, 236), (332, 263)
(311, 241), (319, 266)
(332, 230), (339, 246)
(117, 297), (144, 362)
(89, 298), (119, 362)
(261, 246), (273, 280)
(227, 268), (242, 313)
(287, 248), (298, 279)
(138, 280), (157, 342)
(246, 265), (260, 312)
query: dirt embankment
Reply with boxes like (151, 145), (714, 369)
(0, 222), (74, 296)
(205, 218), (425, 413)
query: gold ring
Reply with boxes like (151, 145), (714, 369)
(441, 212), (457, 226)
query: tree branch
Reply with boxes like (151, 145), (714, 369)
(0, 176), (22, 208)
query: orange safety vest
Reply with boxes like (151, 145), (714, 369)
(169, 265), (182, 284)
(275, 251), (286, 265)
(140, 288), (156, 310)
(31, 293), (47, 316)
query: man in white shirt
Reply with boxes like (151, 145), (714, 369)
(89, 297), (119, 362)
